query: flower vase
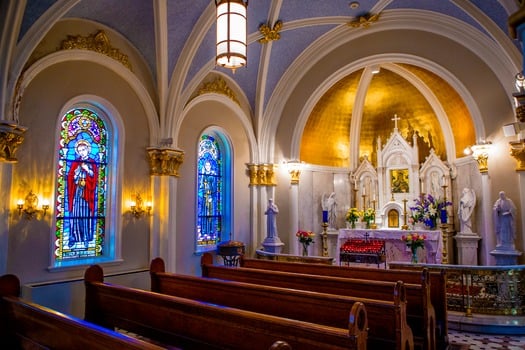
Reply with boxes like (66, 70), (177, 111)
(302, 243), (309, 256)
(351, 221), (356, 229)
(411, 246), (419, 263)
(427, 218), (437, 230)
(365, 221), (371, 229)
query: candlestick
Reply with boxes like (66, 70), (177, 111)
(371, 199), (377, 229)
(401, 198), (409, 230)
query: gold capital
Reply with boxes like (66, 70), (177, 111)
(147, 147), (184, 177)
(510, 141), (525, 171)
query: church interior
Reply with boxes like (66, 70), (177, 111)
(1, 0), (525, 348)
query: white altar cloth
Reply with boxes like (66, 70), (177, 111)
(337, 229), (443, 265)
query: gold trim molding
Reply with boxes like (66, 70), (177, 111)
(60, 30), (132, 71)
(510, 141), (525, 171)
(196, 77), (239, 105)
(147, 148), (185, 177)
(246, 163), (277, 186)
(348, 13), (380, 28)
(0, 122), (27, 163)
(258, 21), (283, 44)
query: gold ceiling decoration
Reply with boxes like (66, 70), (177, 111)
(60, 30), (132, 71)
(348, 13), (380, 29)
(300, 65), (475, 168)
(259, 21), (283, 44)
(195, 77), (240, 105)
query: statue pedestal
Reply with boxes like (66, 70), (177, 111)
(261, 236), (284, 254)
(490, 248), (522, 265)
(454, 233), (481, 265)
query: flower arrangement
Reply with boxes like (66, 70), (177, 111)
(402, 232), (426, 263)
(296, 230), (315, 256)
(362, 208), (375, 228)
(410, 194), (452, 229)
(345, 208), (362, 228)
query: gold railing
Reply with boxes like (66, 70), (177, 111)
(392, 263), (525, 316)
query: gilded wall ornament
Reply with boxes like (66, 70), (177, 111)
(60, 30), (132, 71)
(258, 21), (283, 44)
(196, 77), (239, 105)
(348, 13), (380, 28)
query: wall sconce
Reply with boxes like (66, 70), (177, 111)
(16, 190), (47, 220)
(130, 193), (152, 218)
(466, 140), (492, 173)
(286, 160), (303, 185)
(215, 0), (248, 73)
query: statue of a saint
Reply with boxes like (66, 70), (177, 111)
(322, 192), (337, 229)
(493, 191), (517, 249)
(265, 199), (279, 238)
(458, 188), (476, 233)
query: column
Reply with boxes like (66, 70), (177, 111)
(147, 147), (184, 271)
(0, 122), (27, 275)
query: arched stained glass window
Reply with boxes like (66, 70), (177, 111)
(54, 108), (108, 261)
(196, 134), (223, 250)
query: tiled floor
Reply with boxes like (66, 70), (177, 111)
(449, 329), (525, 349)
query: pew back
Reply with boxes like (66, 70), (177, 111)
(0, 274), (165, 350)
(85, 264), (363, 350)
(199, 257), (416, 350)
(241, 257), (446, 350)
(151, 258), (375, 350)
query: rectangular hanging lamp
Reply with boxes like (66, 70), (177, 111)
(215, 0), (248, 73)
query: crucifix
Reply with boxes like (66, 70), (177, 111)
(392, 114), (400, 130)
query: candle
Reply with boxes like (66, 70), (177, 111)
(363, 187), (366, 196)
(322, 210), (328, 223)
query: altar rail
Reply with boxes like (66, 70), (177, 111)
(389, 262), (525, 316)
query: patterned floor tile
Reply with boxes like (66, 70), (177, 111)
(449, 329), (525, 350)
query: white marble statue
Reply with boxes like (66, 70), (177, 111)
(322, 192), (337, 229)
(265, 198), (279, 238)
(493, 191), (517, 249)
(458, 188), (476, 233)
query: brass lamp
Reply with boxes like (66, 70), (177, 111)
(215, 0), (248, 72)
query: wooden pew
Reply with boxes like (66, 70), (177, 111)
(240, 257), (446, 350)
(150, 258), (374, 350)
(0, 273), (166, 350)
(202, 254), (413, 349)
(389, 263), (448, 350)
(85, 264), (364, 350)
(202, 253), (434, 350)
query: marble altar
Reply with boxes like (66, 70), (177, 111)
(337, 229), (443, 265)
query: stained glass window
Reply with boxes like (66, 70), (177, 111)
(54, 108), (108, 261)
(196, 134), (222, 250)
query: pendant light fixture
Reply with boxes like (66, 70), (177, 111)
(215, 0), (248, 73)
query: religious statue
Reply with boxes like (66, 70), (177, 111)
(265, 199), (279, 238)
(458, 188), (476, 233)
(322, 192), (337, 229)
(493, 191), (517, 249)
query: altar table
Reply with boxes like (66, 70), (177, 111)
(337, 229), (443, 266)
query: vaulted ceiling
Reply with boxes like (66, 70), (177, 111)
(10, 0), (522, 167)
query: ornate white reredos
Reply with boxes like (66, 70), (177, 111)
(351, 122), (454, 229)
(419, 149), (451, 200)
(353, 155), (378, 200)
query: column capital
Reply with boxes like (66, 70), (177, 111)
(510, 140), (525, 171)
(0, 121), (27, 163)
(245, 163), (277, 186)
(147, 147), (184, 176)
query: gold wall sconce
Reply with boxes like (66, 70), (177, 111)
(17, 191), (49, 220)
(130, 193), (152, 218)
